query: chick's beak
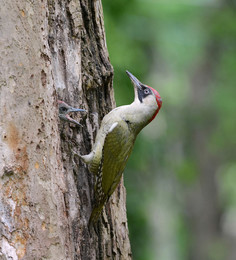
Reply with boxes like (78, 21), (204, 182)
(68, 107), (87, 113)
(66, 107), (86, 126)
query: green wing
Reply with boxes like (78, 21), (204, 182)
(93, 120), (135, 204)
(90, 120), (135, 224)
(100, 120), (135, 197)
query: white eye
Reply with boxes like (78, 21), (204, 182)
(144, 89), (149, 95)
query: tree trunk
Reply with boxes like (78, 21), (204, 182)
(0, 0), (132, 259)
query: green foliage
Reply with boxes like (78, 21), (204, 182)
(218, 164), (236, 207)
(176, 160), (198, 184)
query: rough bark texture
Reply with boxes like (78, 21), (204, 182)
(0, 0), (132, 259)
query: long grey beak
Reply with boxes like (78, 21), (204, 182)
(68, 107), (87, 113)
(126, 70), (142, 89)
(66, 107), (86, 127)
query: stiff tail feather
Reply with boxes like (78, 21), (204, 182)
(89, 203), (105, 226)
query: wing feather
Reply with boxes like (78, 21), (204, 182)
(97, 120), (135, 198)
(90, 120), (135, 224)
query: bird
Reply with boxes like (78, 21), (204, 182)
(58, 100), (86, 126)
(80, 71), (162, 224)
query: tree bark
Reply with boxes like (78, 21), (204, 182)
(0, 0), (132, 259)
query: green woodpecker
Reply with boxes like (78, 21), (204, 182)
(58, 100), (86, 126)
(81, 71), (162, 224)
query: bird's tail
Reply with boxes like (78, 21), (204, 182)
(89, 193), (108, 225)
(89, 202), (106, 226)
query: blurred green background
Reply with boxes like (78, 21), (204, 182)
(102, 0), (236, 259)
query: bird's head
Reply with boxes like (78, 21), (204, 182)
(58, 100), (86, 126)
(126, 71), (162, 122)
